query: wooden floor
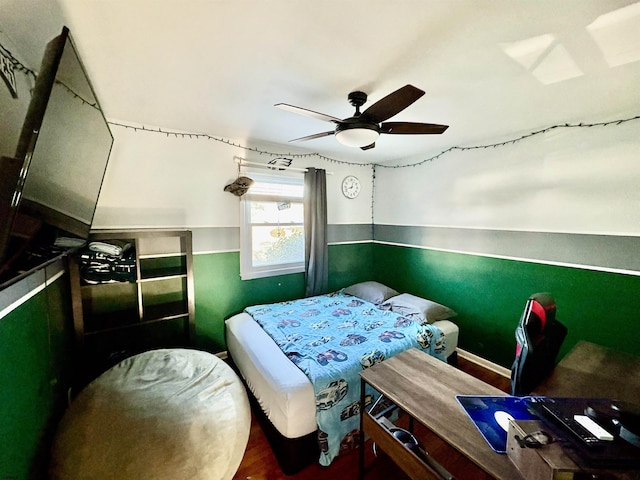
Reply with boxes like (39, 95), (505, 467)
(232, 356), (511, 480)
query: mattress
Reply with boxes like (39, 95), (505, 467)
(225, 311), (459, 439)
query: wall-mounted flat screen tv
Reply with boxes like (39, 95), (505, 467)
(0, 26), (113, 287)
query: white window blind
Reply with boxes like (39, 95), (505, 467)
(240, 172), (305, 280)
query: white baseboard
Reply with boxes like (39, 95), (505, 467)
(456, 348), (511, 378)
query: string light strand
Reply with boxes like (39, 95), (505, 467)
(107, 121), (373, 167)
(371, 164), (376, 232)
(379, 114), (640, 169)
(56, 80), (100, 110)
(109, 114), (640, 170)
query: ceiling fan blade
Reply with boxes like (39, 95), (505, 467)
(360, 142), (376, 151)
(361, 85), (425, 123)
(380, 122), (449, 135)
(289, 131), (335, 143)
(275, 103), (342, 123)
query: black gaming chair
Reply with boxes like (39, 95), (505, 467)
(510, 293), (567, 396)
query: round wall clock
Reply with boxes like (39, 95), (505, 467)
(341, 175), (361, 199)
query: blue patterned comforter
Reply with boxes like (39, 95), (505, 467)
(244, 290), (447, 466)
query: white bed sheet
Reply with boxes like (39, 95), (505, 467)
(225, 312), (459, 439)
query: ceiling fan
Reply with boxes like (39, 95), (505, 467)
(275, 84), (448, 150)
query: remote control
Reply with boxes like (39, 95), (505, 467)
(574, 415), (615, 441)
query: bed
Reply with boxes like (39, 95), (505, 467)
(225, 281), (459, 473)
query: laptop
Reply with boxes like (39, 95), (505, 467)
(526, 397), (640, 469)
(457, 395), (640, 468)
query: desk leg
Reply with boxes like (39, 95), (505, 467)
(359, 377), (366, 480)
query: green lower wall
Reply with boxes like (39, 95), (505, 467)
(193, 241), (640, 368)
(193, 243), (374, 351)
(0, 273), (74, 480)
(6, 239), (640, 477)
(373, 244), (640, 367)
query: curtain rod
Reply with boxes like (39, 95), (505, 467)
(234, 156), (333, 174)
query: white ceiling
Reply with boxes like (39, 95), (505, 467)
(7, 0), (640, 163)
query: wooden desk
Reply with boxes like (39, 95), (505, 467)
(535, 341), (640, 403)
(359, 348), (523, 480)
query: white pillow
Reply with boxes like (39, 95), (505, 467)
(343, 281), (399, 305)
(381, 293), (457, 324)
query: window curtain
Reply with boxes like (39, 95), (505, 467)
(303, 168), (328, 297)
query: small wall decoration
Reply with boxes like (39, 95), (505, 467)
(0, 49), (18, 98)
(267, 157), (293, 170)
(223, 176), (254, 197)
(341, 175), (361, 199)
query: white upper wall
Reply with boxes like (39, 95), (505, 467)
(92, 124), (374, 229)
(374, 118), (640, 235)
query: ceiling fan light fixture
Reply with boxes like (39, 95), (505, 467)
(335, 123), (380, 148)
(278, 85), (447, 148)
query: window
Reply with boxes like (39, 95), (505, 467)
(240, 171), (305, 280)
